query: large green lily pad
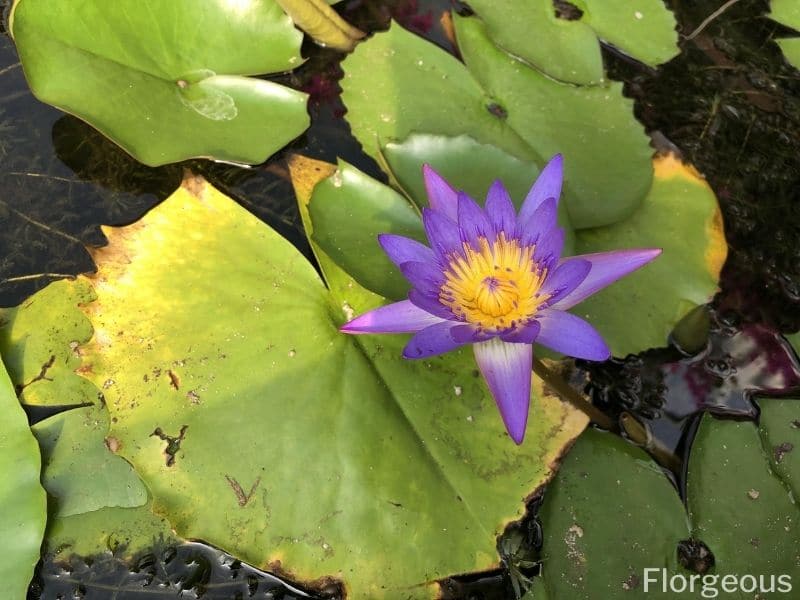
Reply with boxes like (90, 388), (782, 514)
(770, 0), (800, 68)
(340, 15), (654, 229)
(536, 403), (800, 599)
(10, 0), (310, 166)
(0, 278), (149, 517)
(0, 360), (47, 599)
(38, 174), (590, 598)
(466, 0), (678, 85)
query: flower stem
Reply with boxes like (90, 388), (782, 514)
(531, 358), (616, 432)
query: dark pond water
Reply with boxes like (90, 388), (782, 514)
(2, 0), (800, 598)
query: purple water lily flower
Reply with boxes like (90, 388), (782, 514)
(341, 155), (661, 444)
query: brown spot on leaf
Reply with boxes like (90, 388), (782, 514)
(774, 442), (794, 464)
(151, 425), (188, 467)
(225, 475), (261, 507)
(168, 369), (181, 390)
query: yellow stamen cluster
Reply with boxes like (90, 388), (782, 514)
(439, 234), (548, 331)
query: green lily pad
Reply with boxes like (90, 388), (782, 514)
(0, 360), (47, 598)
(10, 0), (309, 166)
(340, 15), (654, 229)
(0, 278), (148, 517)
(688, 409), (800, 580)
(382, 134), (576, 258)
(537, 405), (800, 599)
(770, 0), (800, 68)
(40, 174), (590, 597)
(539, 428), (689, 598)
(308, 160), (425, 300)
(758, 397), (800, 497)
(466, 0), (678, 85)
(573, 155), (726, 356)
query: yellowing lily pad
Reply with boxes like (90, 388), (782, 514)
(34, 175), (590, 597)
(10, 0), (310, 166)
(574, 155), (726, 356)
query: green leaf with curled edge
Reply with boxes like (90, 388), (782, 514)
(770, 0), (800, 69)
(0, 279), (148, 517)
(28, 170), (588, 598)
(340, 15), (653, 229)
(0, 359), (47, 598)
(465, 0), (679, 85)
(10, 0), (309, 166)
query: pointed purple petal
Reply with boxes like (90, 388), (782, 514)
(423, 164), (458, 221)
(519, 197), (558, 248)
(340, 300), (444, 334)
(485, 180), (517, 236)
(378, 234), (435, 269)
(501, 321), (541, 344)
(409, 289), (456, 320)
(550, 248), (663, 310)
(403, 321), (470, 359)
(399, 261), (444, 297)
(518, 154), (563, 224)
(539, 258), (590, 307)
(533, 226), (565, 270)
(473, 338), (533, 444)
(457, 191), (494, 246)
(423, 208), (462, 258)
(535, 308), (610, 361)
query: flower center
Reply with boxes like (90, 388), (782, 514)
(439, 234), (548, 331)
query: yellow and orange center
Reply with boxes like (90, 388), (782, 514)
(439, 234), (548, 331)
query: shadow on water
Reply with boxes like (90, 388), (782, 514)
(2, 0), (800, 598)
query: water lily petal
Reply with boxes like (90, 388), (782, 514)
(539, 257), (591, 306)
(535, 308), (611, 361)
(400, 261), (444, 297)
(340, 300), (444, 334)
(473, 337), (533, 444)
(378, 233), (435, 268)
(408, 289), (455, 320)
(423, 164), (458, 221)
(550, 248), (663, 310)
(403, 321), (471, 359)
(484, 180), (516, 237)
(518, 154), (563, 224)
(500, 320), (541, 344)
(457, 191), (494, 246)
(422, 208), (462, 259)
(519, 197), (558, 248)
(533, 226), (565, 270)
